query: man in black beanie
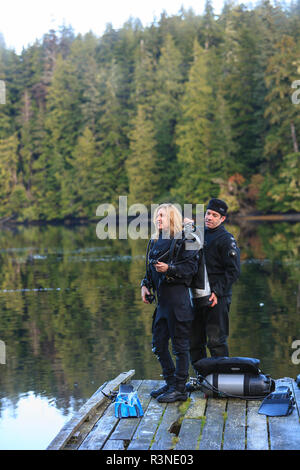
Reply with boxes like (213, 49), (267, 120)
(188, 198), (241, 369)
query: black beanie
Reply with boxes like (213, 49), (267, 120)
(206, 198), (228, 216)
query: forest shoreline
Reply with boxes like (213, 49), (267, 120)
(1, 3), (300, 222)
(0, 212), (299, 228)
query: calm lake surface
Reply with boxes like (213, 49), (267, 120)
(0, 220), (299, 449)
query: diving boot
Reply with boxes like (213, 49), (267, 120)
(157, 385), (188, 403)
(150, 377), (176, 399)
(150, 384), (169, 398)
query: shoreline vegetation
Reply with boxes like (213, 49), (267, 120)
(0, 1), (300, 223)
(0, 212), (299, 228)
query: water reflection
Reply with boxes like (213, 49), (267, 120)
(0, 393), (71, 450)
(0, 221), (299, 449)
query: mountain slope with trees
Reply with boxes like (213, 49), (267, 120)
(0, 1), (299, 221)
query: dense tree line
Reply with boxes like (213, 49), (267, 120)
(0, 0), (300, 222)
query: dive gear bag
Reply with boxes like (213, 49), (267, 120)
(258, 385), (295, 416)
(114, 384), (144, 418)
(194, 356), (261, 376)
(193, 357), (275, 399)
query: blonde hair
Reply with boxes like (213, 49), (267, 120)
(152, 203), (183, 240)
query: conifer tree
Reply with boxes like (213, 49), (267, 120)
(71, 126), (99, 217)
(259, 34), (300, 212)
(220, 6), (270, 174)
(153, 34), (184, 196)
(69, 33), (100, 133)
(201, 0), (223, 50)
(132, 40), (157, 113)
(41, 52), (82, 218)
(96, 60), (129, 205)
(127, 42), (159, 207)
(264, 35), (300, 164)
(258, 151), (300, 212)
(126, 105), (159, 207)
(172, 39), (217, 205)
(0, 134), (20, 217)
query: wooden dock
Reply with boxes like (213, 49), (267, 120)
(47, 370), (300, 451)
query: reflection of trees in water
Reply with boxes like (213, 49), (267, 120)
(229, 222), (300, 378)
(0, 222), (299, 415)
(0, 225), (159, 415)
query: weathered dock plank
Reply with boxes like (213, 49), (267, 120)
(47, 370), (135, 450)
(185, 391), (206, 419)
(175, 419), (203, 450)
(246, 400), (269, 450)
(150, 402), (182, 450)
(269, 378), (300, 450)
(223, 399), (246, 450)
(64, 400), (111, 450)
(128, 381), (167, 450)
(198, 398), (227, 450)
(79, 401), (119, 450)
(174, 391), (206, 450)
(127, 400), (167, 450)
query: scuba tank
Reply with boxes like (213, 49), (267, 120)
(193, 357), (275, 399)
(200, 372), (274, 398)
(190, 259), (212, 307)
(183, 223), (212, 307)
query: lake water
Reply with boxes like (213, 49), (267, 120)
(0, 220), (299, 449)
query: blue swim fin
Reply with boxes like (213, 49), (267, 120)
(114, 384), (144, 419)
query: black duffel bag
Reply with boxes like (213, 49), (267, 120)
(194, 356), (261, 377)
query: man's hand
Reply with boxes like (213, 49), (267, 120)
(155, 261), (169, 273)
(141, 285), (150, 303)
(209, 292), (218, 307)
(184, 217), (194, 224)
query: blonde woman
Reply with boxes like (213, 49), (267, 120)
(141, 203), (199, 402)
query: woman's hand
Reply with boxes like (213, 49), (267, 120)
(155, 261), (169, 273)
(141, 285), (150, 303)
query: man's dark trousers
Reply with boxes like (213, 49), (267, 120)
(189, 296), (231, 364)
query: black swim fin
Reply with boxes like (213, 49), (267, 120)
(114, 384), (144, 419)
(258, 386), (295, 417)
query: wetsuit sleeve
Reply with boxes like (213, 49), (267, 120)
(141, 240), (153, 289)
(210, 238), (241, 297)
(166, 240), (199, 280)
(140, 276), (152, 289)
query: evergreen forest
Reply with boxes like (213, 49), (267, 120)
(0, 0), (300, 222)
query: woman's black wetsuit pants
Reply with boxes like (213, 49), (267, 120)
(152, 311), (192, 390)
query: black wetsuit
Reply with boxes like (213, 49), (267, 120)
(141, 232), (198, 390)
(190, 224), (241, 363)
